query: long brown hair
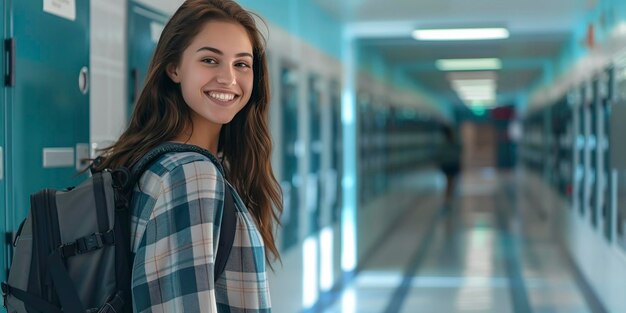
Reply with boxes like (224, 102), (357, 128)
(95, 0), (282, 264)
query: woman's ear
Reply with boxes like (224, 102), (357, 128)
(166, 63), (181, 83)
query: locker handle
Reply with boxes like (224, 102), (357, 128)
(4, 38), (14, 87)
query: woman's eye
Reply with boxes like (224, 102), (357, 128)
(202, 58), (217, 64)
(235, 62), (250, 68)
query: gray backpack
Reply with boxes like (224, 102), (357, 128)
(1, 143), (236, 313)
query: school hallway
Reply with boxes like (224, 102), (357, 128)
(314, 167), (601, 313)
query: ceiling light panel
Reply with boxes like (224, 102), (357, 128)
(437, 58), (502, 71)
(451, 79), (496, 88)
(447, 71), (497, 81)
(412, 28), (509, 41)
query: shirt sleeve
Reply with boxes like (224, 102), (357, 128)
(131, 160), (226, 313)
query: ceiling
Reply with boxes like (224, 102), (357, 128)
(313, 0), (592, 108)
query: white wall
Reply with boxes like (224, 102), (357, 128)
(524, 171), (626, 313)
(133, 0), (184, 15)
(89, 0), (128, 155)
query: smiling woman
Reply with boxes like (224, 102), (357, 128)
(166, 20), (254, 151)
(92, 0), (282, 312)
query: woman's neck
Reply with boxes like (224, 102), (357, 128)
(173, 117), (222, 155)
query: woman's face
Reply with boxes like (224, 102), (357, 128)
(168, 20), (254, 128)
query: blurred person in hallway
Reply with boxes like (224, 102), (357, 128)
(439, 125), (462, 205)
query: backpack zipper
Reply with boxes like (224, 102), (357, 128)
(31, 190), (51, 301)
(45, 189), (62, 303)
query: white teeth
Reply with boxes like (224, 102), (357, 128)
(208, 92), (235, 101)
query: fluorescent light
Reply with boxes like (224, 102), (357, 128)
(452, 79), (495, 92)
(455, 90), (495, 99)
(460, 94), (495, 102)
(450, 77), (497, 106)
(447, 71), (497, 81)
(413, 28), (509, 41)
(454, 87), (495, 95)
(452, 84), (496, 93)
(458, 87), (495, 97)
(451, 79), (496, 88)
(446, 72), (499, 109)
(458, 90), (495, 98)
(437, 58), (502, 71)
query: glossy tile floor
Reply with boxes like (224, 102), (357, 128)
(321, 168), (595, 313)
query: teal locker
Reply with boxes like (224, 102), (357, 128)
(601, 68), (614, 240)
(280, 66), (300, 251)
(127, 2), (168, 119)
(0, 0), (6, 287)
(577, 101), (585, 214)
(7, 0), (90, 255)
(330, 81), (341, 224)
(590, 80), (599, 227)
(358, 97), (372, 203)
(308, 75), (321, 235)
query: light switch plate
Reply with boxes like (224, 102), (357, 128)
(43, 147), (75, 168)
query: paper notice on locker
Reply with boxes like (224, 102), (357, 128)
(43, 0), (76, 21)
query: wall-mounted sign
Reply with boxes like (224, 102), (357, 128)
(44, 0), (76, 21)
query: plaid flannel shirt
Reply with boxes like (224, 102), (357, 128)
(130, 152), (271, 312)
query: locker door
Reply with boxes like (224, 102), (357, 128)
(0, 0), (6, 286)
(127, 2), (168, 119)
(280, 66), (300, 251)
(595, 74), (609, 234)
(577, 104), (585, 214)
(330, 81), (341, 224)
(9, 0), (90, 233)
(590, 81), (599, 227)
(568, 89), (580, 210)
(308, 75), (322, 235)
(373, 107), (387, 195)
(613, 99), (626, 250)
(602, 68), (614, 240)
(358, 96), (371, 203)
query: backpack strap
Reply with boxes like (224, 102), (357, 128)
(1, 282), (62, 313)
(131, 142), (236, 281)
(216, 184), (236, 280)
(46, 251), (85, 313)
(130, 142), (224, 181)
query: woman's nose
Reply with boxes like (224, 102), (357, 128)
(216, 66), (236, 86)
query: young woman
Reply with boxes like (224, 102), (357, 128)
(94, 0), (282, 311)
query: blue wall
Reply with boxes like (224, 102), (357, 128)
(357, 43), (450, 116)
(239, 0), (343, 60)
(239, 0), (450, 117)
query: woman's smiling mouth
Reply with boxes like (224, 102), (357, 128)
(208, 91), (237, 101)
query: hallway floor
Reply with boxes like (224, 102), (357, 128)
(320, 168), (597, 313)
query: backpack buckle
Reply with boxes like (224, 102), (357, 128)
(77, 233), (104, 254)
(97, 291), (124, 313)
(59, 231), (114, 258)
(1, 282), (8, 297)
(1, 282), (10, 307)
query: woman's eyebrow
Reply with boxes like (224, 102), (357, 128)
(196, 46), (253, 58)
